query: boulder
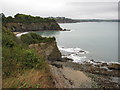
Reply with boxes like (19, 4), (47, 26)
(62, 57), (73, 62)
(51, 63), (63, 68)
(107, 63), (120, 70)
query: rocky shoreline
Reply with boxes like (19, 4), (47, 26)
(49, 59), (120, 88)
(13, 31), (120, 88)
(49, 63), (94, 88)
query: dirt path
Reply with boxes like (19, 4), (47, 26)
(50, 65), (92, 88)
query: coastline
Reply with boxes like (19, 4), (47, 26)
(50, 60), (120, 88)
(49, 64), (93, 88)
(14, 31), (120, 70)
(13, 29), (71, 37)
(13, 30), (120, 88)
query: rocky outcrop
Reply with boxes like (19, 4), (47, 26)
(5, 22), (62, 32)
(29, 41), (62, 61)
(51, 61), (120, 88)
(107, 63), (120, 70)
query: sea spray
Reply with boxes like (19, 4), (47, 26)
(58, 46), (89, 63)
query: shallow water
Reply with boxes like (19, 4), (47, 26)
(36, 22), (118, 63)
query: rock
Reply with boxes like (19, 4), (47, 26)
(51, 63), (63, 68)
(100, 63), (108, 67)
(90, 59), (95, 62)
(47, 42), (62, 61)
(107, 63), (120, 70)
(6, 22), (62, 32)
(62, 29), (71, 31)
(29, 41), (62, 61)
(62, 57), (73, 62)
(79, 50), (85, 53)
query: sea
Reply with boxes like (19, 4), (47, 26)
(36, 22), (118, 63)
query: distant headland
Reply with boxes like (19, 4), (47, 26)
(49, 17), (120, 23)
(1, 13), (62, 32)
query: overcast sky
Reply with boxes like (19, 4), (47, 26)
(1, 0), (119, 19)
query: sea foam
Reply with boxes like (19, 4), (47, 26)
(58, 46), (89, 54)
(16, 32), (28, 37)
(59, 46), (88, 63)
(62, 54), (87, 63)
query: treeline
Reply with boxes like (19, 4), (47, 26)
(2, 13), (56, 25)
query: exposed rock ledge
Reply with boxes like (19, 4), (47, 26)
(28, 39), (120, 88)
(49, 65), (93, 88)
(28, 41), (94, 88)
(5, 22), (62, 32)
(29, 41), (62, 61)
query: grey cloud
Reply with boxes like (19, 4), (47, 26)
(1, 0), (118, 19)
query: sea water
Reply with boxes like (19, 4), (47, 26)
(36, 22), (118, 63)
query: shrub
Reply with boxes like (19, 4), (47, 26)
(20, 32), (55, 45)
(2, 28), (49, 77)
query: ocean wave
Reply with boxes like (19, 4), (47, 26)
(59, 46), (120, 65)
(16, 32), (29, 37)
(58, 46), (89, 54)
(62, 54), (87, 63)
(87, 59), (120, 65)
(58, 46), (89, 63)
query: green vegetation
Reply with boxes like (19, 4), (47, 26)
(2, 13), (56, 25)
(21, 32), (55, 45)
(2, 27), (55, 88)
(1, 13), (62, 32)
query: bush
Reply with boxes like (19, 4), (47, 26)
(20, 32), (55, 45)
(3, 13), (56, 24)
(2, 28), (49, 78)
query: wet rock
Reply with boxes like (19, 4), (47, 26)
(79, 50), (85, 53)
(51, 64), (63, 68)
(100, 63), (108, 67)
(90, 59), (95, 62)
(107, 63), (120, 70)
(51, 61), (120, 88)
(62, 57), (73, 62)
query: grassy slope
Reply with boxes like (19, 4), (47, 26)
(2, 27), (55, 88)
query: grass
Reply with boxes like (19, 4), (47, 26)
(2, 27), (55, 88)
(3, 69), (54, 88)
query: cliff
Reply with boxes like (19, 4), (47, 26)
(2, 13), (62, 32)
(6, 22), (62, 32)
(2, 28), (61, 88)
(20, 32), (62, 61)
(29, 41), (62, 61)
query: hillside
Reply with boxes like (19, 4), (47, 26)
(49, 17), (79, 23)
(2, 13), (62, 32)
(2, 27), (62, 88)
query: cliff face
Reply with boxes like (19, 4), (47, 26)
(29, 41), (62, 61)
(2, 13), (62, 32)
(6, 22), (62, 32)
